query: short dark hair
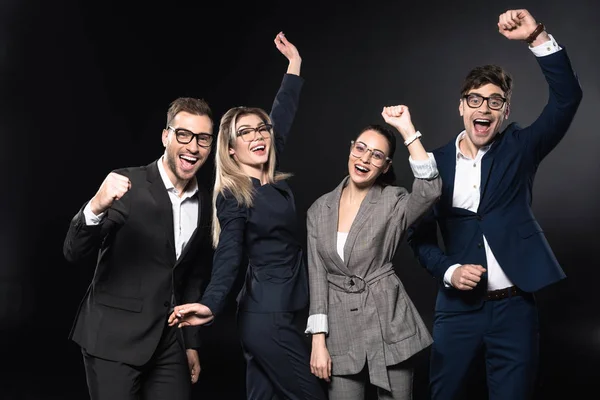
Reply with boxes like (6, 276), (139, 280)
(354, 124), (397, 186)
(461, 65), (513, 102)
(166, 97), (213, 128)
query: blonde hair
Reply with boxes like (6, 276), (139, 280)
(212, 107), (292, 247)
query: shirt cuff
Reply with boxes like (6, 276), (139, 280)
(443, 264), (461, 288)
(83, 201), (106, 225)
(305, 314), (328, 335)
(529, 34), (562, 57)
(409, 152), (439, 180)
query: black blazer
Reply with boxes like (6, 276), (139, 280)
(64, 160), (213, 366)
(201, 73), (308, 316)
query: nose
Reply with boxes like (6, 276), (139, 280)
(186, 139), (200, 153)
(360, 150), (372, 163)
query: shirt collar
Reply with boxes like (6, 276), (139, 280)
(454, 130), (492, 161)
(157, 156), (198, 198)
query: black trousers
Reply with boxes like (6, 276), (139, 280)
(82, 325), (191, 400)
(237, 310), (327, 400)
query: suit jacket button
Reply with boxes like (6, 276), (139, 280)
(477, 215), (483, 221)
(349, 279), (355, 286)
(163, 301), (170, 307)
(478, 243), (483, 248)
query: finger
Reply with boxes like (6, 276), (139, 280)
(327, 359), (332, 380)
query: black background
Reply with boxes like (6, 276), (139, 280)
(1, 0), (598, 399)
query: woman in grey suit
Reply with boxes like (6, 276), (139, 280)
(305, 105), (441, 400)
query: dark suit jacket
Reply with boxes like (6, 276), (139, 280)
(408, 47), (583, 313)
(200, 73), (308, 316)
(64, 160), (213, 366)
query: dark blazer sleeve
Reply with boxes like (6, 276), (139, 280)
(407, 207), (455, 284)
(200, 192), (247, 317)
(269, 73), (304, 159)
(63, 189), (129, 264)
(515, 47), (582, 165)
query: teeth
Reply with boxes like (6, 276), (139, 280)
(356, 165), (368, 172)
(252, 146), (265, 152)
(475, 119), (490, 123)
(180, 155), (198, 162)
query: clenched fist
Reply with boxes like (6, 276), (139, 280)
(381, 105), (416, 140)
(497, 9), (546, 44)
(90, 172), (131, 215)
(451, 264), (486, 290)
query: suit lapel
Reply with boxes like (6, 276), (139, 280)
(436, 141), (458, 211)
(343, 184), (380, 266)
(175, 186), (209, 267)
(478, 137), (501, 211)
(147, 160), (177, 265)
(323, 178), (352, 275)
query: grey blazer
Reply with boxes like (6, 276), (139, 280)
(307, 174), (441, 391)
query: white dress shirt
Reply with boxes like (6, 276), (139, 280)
(442, 35), (563, 290)
(83, 157), (199, 260)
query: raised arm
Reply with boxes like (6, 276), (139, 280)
(270, 32), (304, 158)
(381, 105), (441, 229)
(498, 9), (582, 164)
(63, 171), (130, 263)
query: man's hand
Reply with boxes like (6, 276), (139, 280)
(274, 32), (302, 76)
(168, 303), (214, 327)
(310, 334), (332, 382)
(186, 349), (200, 384)
(497, 9), (549, 45)
(90, 172), (131, 215)
(381, 105), (416, 140)
(451, 264), (486, 290)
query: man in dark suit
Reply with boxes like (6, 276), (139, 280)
(63, 97), (215, 400)
(407, 8), (583, 400)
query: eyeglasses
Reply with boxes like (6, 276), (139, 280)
(236, 124), (273, 142)
(462, 93), (507, 111)
(350, 141), (391, 167)
(168, 126), (213, 148)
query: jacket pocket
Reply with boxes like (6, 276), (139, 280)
(326, 302), (351, 356)
(94, 291), (143, 312)
(517, 220), (543, 239)
(373, 283), (417, 344)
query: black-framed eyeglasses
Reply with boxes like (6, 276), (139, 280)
(462, 93), (507, 111)
(168, 126), (213, 148)
(236, 124), (273, 142)
(350, 140), (391, 167)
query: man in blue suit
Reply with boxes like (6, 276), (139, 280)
(407, 8), (583, 400)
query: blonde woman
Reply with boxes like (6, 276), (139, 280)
(168, 33), (326, 400)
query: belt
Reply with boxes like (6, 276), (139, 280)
(484, 285), (527, 301)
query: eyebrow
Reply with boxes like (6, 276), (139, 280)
(357, 140), (386, 154)
(468, 91), (505, 97)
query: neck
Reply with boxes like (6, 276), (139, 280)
(460, 135), (481, 159)
(342, 179), (370, 205)
(162, 157), (190, 196)
(240, 163), (269, 185)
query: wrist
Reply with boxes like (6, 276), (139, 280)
(525, 23), (547, 46)
(404, 131), (422, 147)
(89, 197), (104, 216)
(312, 332), (326, 346)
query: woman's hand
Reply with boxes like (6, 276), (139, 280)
(167, 303), (214, 327)
(310, 333), (332, 382)
(274, 32), (301, 76)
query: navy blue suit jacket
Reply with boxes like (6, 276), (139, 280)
(408, 48), (583, 313)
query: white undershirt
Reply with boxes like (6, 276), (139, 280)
(336, 232), (349, 261)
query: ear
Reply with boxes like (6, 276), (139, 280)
(162, 129), (169, 147)
(504, 103), (511, 119)
(382, 160), (392, 175)
(229, 147), (235, 155)
(459, 99), (464, 117)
